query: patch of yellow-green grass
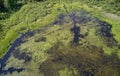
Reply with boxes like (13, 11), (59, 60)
(81, 3), (120, 44)
(71, 2), (120, 57)
(14, 23), (73, 72)
(59, 68), (78, 76)
(72, 2), (120, 57)
(94, 12), (120, 43)
(0, 2), (65, 58)
(90, 10), (120, 56)
(0, 1), (84, 58)
(0, 22), (28, 58)
(103, 46), (118, 55)
(68, 2), (120, 45)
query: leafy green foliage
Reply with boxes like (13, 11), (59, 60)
(0, 0), (4, 11)
(80, 0), (120, 16)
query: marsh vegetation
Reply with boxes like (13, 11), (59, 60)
(0, 0), (120, 76)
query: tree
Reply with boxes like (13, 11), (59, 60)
(0, 0), (4, 11)
(3, 0), (18, 10)
(4, 0), (11, 10)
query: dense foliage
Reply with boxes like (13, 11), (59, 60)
(80, 0), (120, 15)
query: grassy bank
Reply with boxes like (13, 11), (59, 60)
(0, 1), (65, 58)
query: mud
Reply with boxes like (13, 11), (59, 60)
(34, 36), (46, 42)
(39, 44), (120, 76)
(13, 50), (32, 63)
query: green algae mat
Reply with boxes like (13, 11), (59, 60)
(0, 1), (120, 76)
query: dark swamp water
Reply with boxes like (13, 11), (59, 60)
(0, 29), (34, 75)
(40, 9), (120, 76)
(0, 8), (120, 76)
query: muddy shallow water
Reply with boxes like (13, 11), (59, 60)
(0, 10), (120, 76)
(0, 29), (34, 74)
